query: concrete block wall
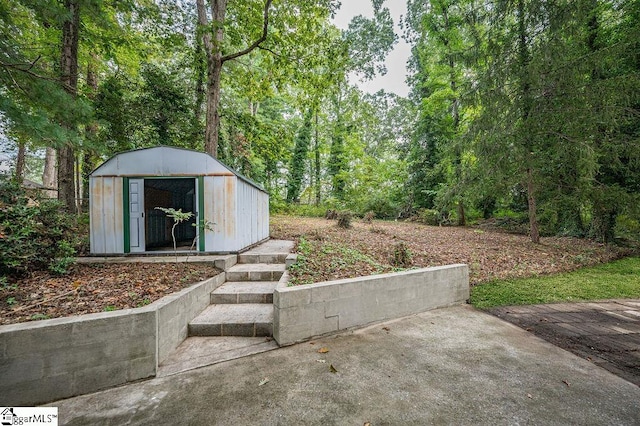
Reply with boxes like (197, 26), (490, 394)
(0, 273), (225, 406)
(156, 273), (225, 363)
(273, 265), (469, 346)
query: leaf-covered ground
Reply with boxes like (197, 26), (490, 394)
(270, 216), (628, 286)
(1, 216), (629, 326)
(1, 263), (220, 325)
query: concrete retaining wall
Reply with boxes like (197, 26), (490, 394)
(156, 273), (225, 363)
(273, 265), (469, 346)
(0, 273), (225, 406)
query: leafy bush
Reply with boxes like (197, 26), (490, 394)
(337, 210), (353, 228)
(415, 209), (441, 226)
(391, 242), (412, 268)
(0, 176), (77, 276)
(358, 196), (399, 220)
(270, 197), (328, 217)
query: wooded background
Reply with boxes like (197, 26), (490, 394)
(1, 0), (638, 244)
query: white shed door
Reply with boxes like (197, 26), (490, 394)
(129, 179), (145, 252)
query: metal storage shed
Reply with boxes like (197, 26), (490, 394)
(89, 146), (269, 254)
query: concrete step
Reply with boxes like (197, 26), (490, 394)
(239, 252), (288, 264)
(226, 263), (286, 282)
(157, 336), (278, 377)
(188, 304), (273, 337)
(239, 240), (295, 264)
(211, 281), (278, 304)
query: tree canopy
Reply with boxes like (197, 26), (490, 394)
(1, 0), (638, 244)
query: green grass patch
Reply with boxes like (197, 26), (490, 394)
(470, 257), (640, 309)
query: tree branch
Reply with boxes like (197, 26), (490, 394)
(257, 45), (281, 57)
(221, 0), (273, 63)
(0, 59), (73, 91)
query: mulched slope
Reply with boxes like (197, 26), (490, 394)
(0, 216), (627, 326)
(1, 263), (220, 325)
(270, 216), (626, 285)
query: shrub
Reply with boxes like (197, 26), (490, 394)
(0, 176), (77, 276)
(415, 209), (441, 226)
(363, 211), (375, 224)
(325, 209), (338, 220)
(337, 210), (353, 228)
(391, 242), (412, 267)
(359, 197), (398, 220)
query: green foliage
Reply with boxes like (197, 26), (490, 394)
(415, 209), (441, 226)
(358, 196), (399, 220)
(471, 257), (640, 309)
(270, 198), (327, 217)
(0, 176), (77, 277)
(154, 207), (194, 257)
(403, 0), (640, 244)
(286, 109), (313, 202)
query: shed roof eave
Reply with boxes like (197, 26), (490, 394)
(90, 146), (267, 193)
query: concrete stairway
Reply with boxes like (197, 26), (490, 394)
(187, 241), (292, 338)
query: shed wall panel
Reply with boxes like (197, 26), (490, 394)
(234, 180), (269, 251)
(89, 177), (124, 254)
(203, 176), (239, 252)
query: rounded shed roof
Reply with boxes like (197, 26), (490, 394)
(91, 146), (265, 191)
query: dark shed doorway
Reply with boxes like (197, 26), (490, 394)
(144, 178), (197, 251)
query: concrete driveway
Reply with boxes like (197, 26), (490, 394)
(50, 305), (640, 425)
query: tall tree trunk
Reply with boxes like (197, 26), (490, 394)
(14, 142), (26, 182)
(82, 54), (99, 213)
(192, 29), (206, 148)
(58, 0), (80, 213)
(197, 0), (225, 157)
(197, 0), (272, 158)
(42, 147), (57, 198)
(443, 4), (465, 226)
(526, 166), (540, 243)
(517, 0), (539, 243)
(585, 1), (616, 243)
(314, 109), (321, 206)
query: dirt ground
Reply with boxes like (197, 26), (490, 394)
(0, 216), (629, 326)
(270, 216), (627, 286)
(0, 263), (220, 325)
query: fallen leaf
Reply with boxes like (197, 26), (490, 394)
(562, 380), (570, 387)
(317, 347), (329, 354)
(329, 364), (338, 373)
(259, 377), (269, 386)
(382, 326), (390, 332)
(364, 423), (371, 426)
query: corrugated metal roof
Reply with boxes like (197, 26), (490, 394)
(91, 146), (267, 193)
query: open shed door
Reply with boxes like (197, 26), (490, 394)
(129, 178), (145, 252)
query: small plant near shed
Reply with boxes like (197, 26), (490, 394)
(154, 207), (193, 261)
(391, 242), (412, 268)
(337, 210), (353, 229)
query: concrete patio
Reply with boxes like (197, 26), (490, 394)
(49, 305), (640, 425)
